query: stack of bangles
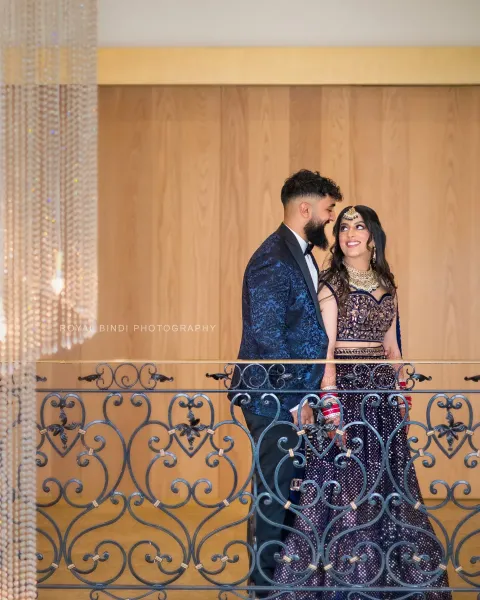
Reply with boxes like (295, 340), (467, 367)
(319, 382), (412, 417)
(320, 385), (340, 420)
(398, 380), (413, 410)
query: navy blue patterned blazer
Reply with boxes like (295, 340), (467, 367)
(229, 223), (329, 421)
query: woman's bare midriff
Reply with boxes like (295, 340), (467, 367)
(335, 341), (384, 349)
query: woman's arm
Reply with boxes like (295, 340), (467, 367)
(383, 295), (411, 419)
(318, 284), (341, 430)
(318, 283), (338, 385)
(383, 297), (402, 361)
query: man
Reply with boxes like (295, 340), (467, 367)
(230, 169), (342, 596)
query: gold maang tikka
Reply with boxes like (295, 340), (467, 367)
(343, 206), (360, 220)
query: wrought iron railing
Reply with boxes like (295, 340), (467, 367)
(34, 360), (480, 600)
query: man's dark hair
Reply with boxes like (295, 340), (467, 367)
(281, 169), (343, 206)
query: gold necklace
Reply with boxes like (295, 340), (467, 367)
(343, 261), (379, 293)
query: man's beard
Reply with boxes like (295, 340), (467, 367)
(304, 219), (329, 251)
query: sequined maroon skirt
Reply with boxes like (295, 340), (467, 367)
(273, 346), (451, 600)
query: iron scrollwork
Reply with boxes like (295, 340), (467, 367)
(33, 361), (479, 600)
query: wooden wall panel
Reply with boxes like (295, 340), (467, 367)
(290, 87), (352, 221)
(220, 87), (290, 356)
(53, 84), (480, 363)
(42, 85), (480, 501)
(406, 88), (477, 359)
(220, 87), (249, 360)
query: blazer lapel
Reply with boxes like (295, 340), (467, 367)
(277, 223), (325, 330)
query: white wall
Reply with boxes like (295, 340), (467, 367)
(99, 0), (480, 46)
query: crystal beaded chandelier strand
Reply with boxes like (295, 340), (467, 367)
(0, 1), (98, 598)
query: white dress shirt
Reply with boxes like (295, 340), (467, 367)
(285, 225), (318, 291)
(284, 225), (319, 415)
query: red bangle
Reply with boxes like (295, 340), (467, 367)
(320, 392), (340, 417)
(397, 381), (412, 407)
(398, 396), (412, 408)
(323, 408), (340, 416)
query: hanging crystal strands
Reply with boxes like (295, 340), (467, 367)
(0, 1), (98, 598)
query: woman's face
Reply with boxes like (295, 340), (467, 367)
(338, 214), (373, 260)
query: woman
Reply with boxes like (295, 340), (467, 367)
(273, 206), (450, 599)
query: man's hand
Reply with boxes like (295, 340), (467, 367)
(292, 403), (315, 427)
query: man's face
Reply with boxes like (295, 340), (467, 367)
(303, 195), (337, 250)
(314, 195), (337, 226)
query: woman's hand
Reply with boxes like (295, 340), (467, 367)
(320, 362), (344, 446)
(397, 381), (411, 437)
(398, 404), (410, 437)
(325, 415), (347, 447)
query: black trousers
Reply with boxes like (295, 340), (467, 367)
(242, 409), (298, 590)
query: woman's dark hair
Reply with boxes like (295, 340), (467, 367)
(281, 169), (343, 206)
(320, 205), (396, 310)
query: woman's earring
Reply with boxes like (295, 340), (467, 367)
(372, 246), (377, 265)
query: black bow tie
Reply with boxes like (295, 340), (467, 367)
(304, 243), (314, 256)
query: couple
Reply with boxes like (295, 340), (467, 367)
(233, 170), (450, 599)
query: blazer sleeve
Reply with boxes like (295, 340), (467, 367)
(245, 255), (304, 412)
(246, 254), (291, 359)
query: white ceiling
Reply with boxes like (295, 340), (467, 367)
(99, 0), (480, 47)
